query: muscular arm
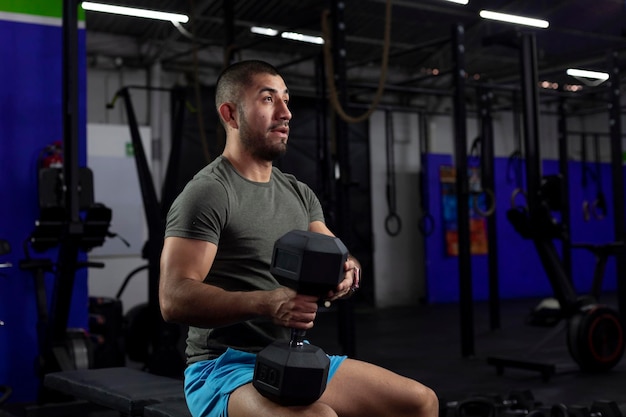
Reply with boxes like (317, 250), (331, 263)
(159, 236), (319, 329)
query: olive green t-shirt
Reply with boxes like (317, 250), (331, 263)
(165, 156), (325, 363)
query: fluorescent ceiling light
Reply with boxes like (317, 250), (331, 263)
(250, 26), (279, 37)
(443, 0), (469, 4)
(251, 25), (323, 45)
(81, 2), (189, 23)
(566, 68), (609, 81)
(479, 10), (549, 28)
(281, 32), (324, 45)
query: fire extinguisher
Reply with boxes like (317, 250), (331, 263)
(40, 141), (64, 169)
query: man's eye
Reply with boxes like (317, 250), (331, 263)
(264, 96), (273, 102)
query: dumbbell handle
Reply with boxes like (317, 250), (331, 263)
(290, 328), (306, 348)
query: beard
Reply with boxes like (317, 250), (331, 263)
(239, 108), (287, 162)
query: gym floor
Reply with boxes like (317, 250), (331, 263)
(310, 292), (626, 410)
(2, 293), (625, 416)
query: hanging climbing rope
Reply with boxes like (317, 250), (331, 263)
(320, 0), (393, 124)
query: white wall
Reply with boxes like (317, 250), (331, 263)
(85, 64), (180, 313)
(86, 123), (152, 313)
(369, 111), (424, 307)
(368, 109), (481, 308)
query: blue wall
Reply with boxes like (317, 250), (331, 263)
(424, 154), (622, 304)
(0, 11), (87, 403)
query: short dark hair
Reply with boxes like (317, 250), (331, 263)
(215, 60), (281, 110)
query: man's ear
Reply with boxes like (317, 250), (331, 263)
(218, 103), (238, 129)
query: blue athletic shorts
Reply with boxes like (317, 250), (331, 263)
(184, 348), (347, 417)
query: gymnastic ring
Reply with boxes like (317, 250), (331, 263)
(385, 212), (402, 237)
(591, 199), (607, 220)
(510, 188), (527, 209)
(473, 188), (496, 217)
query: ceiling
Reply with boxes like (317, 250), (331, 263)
(84, 0), (626, 111)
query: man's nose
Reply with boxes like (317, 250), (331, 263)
(277, 101), (292, 120)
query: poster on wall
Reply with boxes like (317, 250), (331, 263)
(439, 165), (489, 256)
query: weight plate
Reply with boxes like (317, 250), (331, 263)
(567, 304), (625, 372)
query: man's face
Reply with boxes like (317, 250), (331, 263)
(237, 73), (292, 161)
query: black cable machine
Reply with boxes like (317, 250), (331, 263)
(487, 33), (626, 379)
(16, 0), (114, 402)
(106, 85), (188, 377)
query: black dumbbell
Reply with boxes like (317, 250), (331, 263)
(498, 390), (538, 413)
(552, 401), (625, 417)
(452, 390), (539, 417)
(253, 230), (349, 406)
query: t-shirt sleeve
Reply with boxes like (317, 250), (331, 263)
(164, 178), (228, 245)
(296, 180), (325, 224)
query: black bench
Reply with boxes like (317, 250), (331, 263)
(144, 398), (193, 417)
(44, 367), (191, 417)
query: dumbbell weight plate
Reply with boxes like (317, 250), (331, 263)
(590, 400), (624, 417)
(253, 230), (346, 405)
(455, 397), (498, 417)
(254, 340), (330, 406)
(507, 389), (536, 411)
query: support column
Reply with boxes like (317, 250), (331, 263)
(519, 34), (542, 217)
(557, 96), (572, 279)
(49, 0), (82, 353)
(478, 87), (500, 331)
(608, 51), (626, 320)
(452, 24), (474, 357)
(330, 0), (356, 358)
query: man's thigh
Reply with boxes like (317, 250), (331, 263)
(228, 383), (336, 417)
(319, 358), (430, 417)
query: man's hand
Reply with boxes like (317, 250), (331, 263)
(267, 287), (319, 329)
(324, 256), (361, 303)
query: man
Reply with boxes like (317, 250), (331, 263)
(159, 60), (438, 417)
